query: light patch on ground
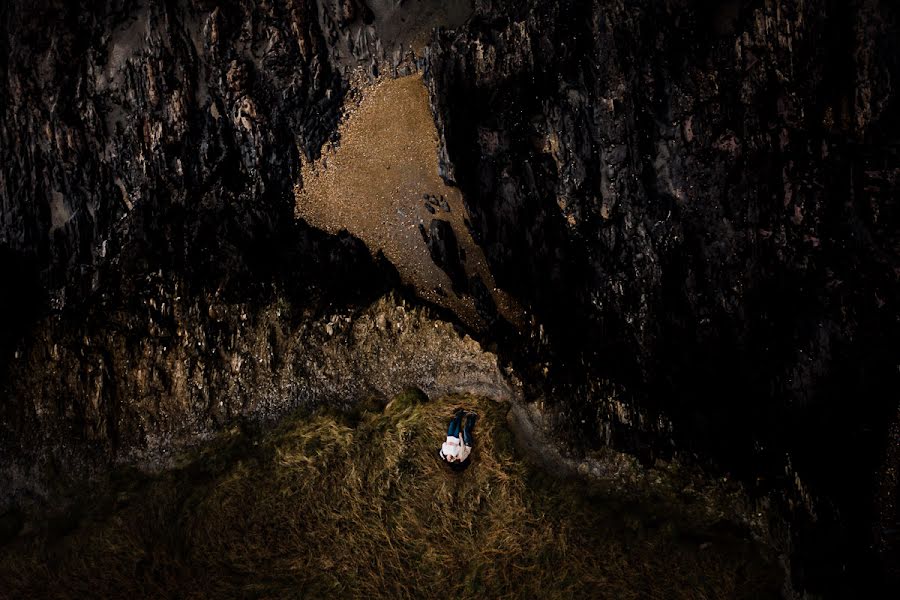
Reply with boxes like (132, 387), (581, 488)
(367, 0), (473, 54)
(49, 190), (72, 233)
(101, 8), (149, 90)
(295, 73), (521, 329)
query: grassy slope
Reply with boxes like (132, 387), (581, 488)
(0, 391), (782, 599)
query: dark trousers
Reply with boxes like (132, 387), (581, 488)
(447, 413), (475, 447)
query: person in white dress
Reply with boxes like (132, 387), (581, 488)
(439, 408), (477, 471)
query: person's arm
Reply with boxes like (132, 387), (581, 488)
(458, 442), (472, 462)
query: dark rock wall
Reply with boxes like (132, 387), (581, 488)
(427, 0), (899, 593)
(0, 0), (344, 305)
(1, 0), (898, 595)
(0, 0), (408, 507)
(0, 0), (495, 486)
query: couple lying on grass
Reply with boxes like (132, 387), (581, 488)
(438, 408), (477, 471)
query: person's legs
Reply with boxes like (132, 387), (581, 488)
(447, 411), (463, 438)
(461, 413), (477, 447)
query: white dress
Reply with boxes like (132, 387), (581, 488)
(440, 435), (472, 461)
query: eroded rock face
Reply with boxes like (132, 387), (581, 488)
(1, 0), (393, 504)
(427, 1), (899, 593)
(429, 0), (898, 434)
(1, 0), (344, 305)
(2, 290), (511, 502)
(0, 0), (502, 493)
(1, 0), (899, 595)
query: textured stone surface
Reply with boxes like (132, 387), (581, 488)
(1, 0), (898, 595)
(1, 290), (510, 504)
(2, 0), (339, 302)
(426, 2), (899, 593)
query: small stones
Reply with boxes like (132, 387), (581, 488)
(423, 193), (450, 213)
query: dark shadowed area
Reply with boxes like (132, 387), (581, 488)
(0, 0), (897, 597)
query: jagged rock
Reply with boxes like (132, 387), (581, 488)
(1, 0), (898, 595)
(422, 218), (467, 294)
(425, 0), (899, 594)
(1, 292), (511, 504)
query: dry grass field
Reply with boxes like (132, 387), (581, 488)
(0, 391), (782, 599)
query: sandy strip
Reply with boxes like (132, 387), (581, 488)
(295, 73), (522, 330)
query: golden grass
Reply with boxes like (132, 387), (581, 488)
(0, 391), (782, 599)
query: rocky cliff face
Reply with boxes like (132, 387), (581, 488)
(1, 0), (380, 491)
(1, 0), (898, 595)
(428, 0), (899, 592)
(0, 0), (512, 497)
